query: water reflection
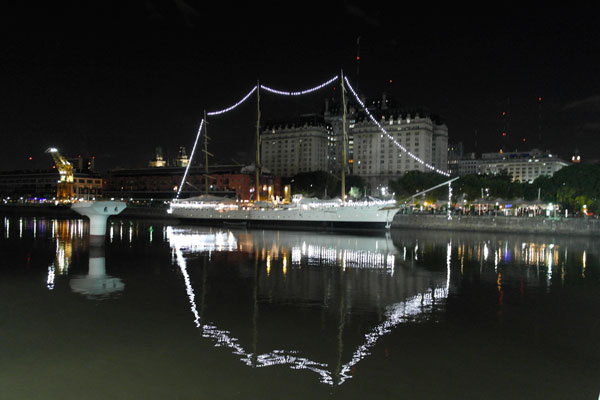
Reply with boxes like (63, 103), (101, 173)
(1, 217), (125, 299)
(390, 229), (598, 290)
(167, 226), (450, 386)
(2, 216), (598, 396)
(46, 219), (85, 280)
(69, 246), (125, 299)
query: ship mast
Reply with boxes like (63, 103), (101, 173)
(340, 70), (347, 203)
(255, 80), (261, 202)
(203, 110), (210, 195)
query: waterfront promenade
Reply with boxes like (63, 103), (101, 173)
(392, 213), (600, 237)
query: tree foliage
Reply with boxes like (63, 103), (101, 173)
(389, 164), (600, 213)
(286, 171), (366, 199)
(389, 171), (449, 202)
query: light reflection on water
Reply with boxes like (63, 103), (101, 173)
(1, 216), (599, 399)
(167, 226), (449, 386)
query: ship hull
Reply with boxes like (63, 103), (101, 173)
(169, 204), (398, 231)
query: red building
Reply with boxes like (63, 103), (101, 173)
(103, 165), (281, 201)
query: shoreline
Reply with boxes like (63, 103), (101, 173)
(2, 204), (600, 237)
(391, 213), (600, 237)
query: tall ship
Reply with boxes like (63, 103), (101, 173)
(168, 72), (400, 230)
(169, 195), (398, 230)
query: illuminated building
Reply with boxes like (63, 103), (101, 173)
(149, 146), (190, 168)
(0, 169), (102, 200)
(350, 103), (448, 191)
(174, 146), (190, 167)
(148, 147), (167, 167)
(477, 149), (569, 183)
(261, 115), (330, 177)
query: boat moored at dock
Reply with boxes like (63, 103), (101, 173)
(168, 195), (399, 230)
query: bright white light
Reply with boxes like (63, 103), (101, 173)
(207, 86), (258, 116)
(176, 118), (204, 199)
(260, 76), (339, 96)
(47, 265), (55, 290)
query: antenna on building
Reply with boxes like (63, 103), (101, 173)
(355, 36), (361, 95)
(537, 96), (543, 147)
(500, 97), (511, 151)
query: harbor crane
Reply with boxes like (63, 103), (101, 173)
(45, 147), (74, 201)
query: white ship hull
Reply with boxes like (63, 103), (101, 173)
(169, 200), (399, 230)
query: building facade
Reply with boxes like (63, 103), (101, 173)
(0, 170), (102, 200)
(478, 150), (569, 183)
(350, 108), (448, 193)
(457, 155), (478, 176)
(261, 116), (330, 178)
(104, 165), (281, 202)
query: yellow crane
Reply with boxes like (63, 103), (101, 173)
(45, 147), (74, 201)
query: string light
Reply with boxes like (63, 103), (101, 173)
(207, 85), (258, 116)
(447, 183), (453, 220)
(343, 76), (450, 177)
(176, 118), (204, 199)
(260, 75), (339, 96)
(177, 72), (449, 201)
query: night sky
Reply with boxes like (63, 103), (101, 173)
(3, 3), (600, 172)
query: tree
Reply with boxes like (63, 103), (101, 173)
(288, 171), (366, 199)
(390, 171), (449, 201)
(288, 171), (333, 198)
(551, 164), (600, 213)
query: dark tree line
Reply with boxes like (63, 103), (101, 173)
(389, 164), (600, 213)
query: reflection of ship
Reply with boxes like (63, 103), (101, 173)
(167, 226), (399, 272)
(167, 226), (450, 386)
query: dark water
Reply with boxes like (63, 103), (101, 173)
(1, 216), (599, 399)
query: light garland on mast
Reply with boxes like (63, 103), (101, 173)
(176, 74), (450, 201)
(343, 76), (450, 178)
(260, 75), (339, 96)
(447, 183), (453, 220)
(175, 77), (339, 199)
(207, 85), (258, 116)
(176, 118), (204, 199)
